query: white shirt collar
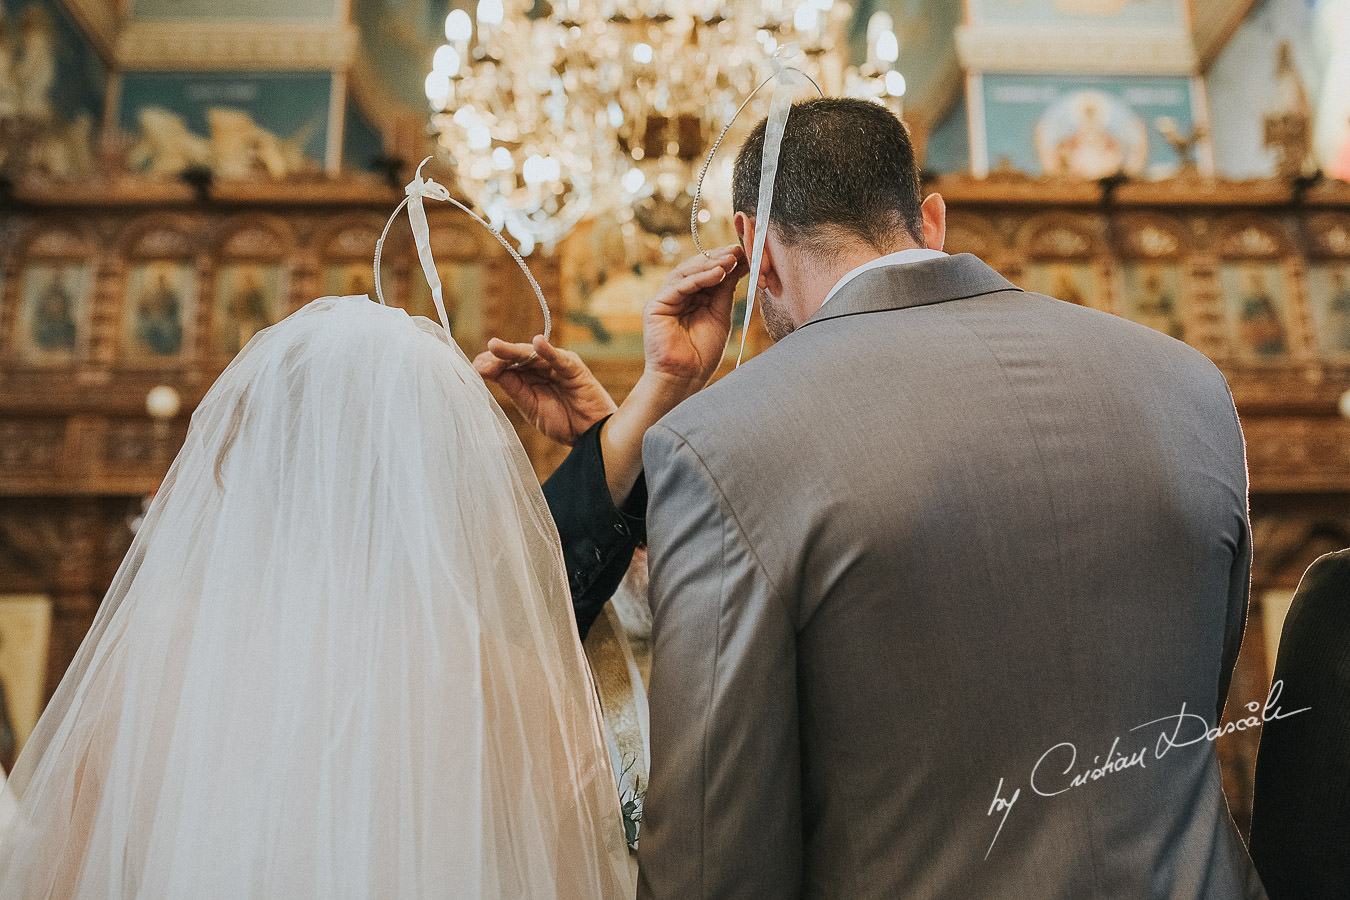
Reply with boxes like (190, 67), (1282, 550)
(820, 248), (948, 307)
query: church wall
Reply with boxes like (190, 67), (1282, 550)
(342, 96), (385, 173)
(1205, 0), (1333, 177)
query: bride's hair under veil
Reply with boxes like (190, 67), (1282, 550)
(0, 296), (634, 899)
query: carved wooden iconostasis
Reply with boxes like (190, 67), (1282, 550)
(2, 173), (1349, 828)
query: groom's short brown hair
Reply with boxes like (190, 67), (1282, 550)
(731, 97), (924, 253)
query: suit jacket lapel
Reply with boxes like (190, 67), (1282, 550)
(801, 253), (1022, 329)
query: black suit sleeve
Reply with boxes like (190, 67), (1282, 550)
(542, 415), (647, 640)
(1250, 550), (1350, 900)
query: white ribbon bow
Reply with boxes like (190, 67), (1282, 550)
(374, 156), (552, 341)
(403, 158), (455, 333)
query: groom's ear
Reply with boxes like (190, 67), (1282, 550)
(733, 211), (752, 254)
(734, 212), (784, 297)
(920, 193), (947, 251)
(759, 230), (785, 297)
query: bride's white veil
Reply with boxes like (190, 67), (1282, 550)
(0, 294), (634, 898)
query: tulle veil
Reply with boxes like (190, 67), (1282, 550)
(0, 294), (635, 898)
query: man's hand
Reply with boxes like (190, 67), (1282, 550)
(473, 335), (617, 446)
(643, 244), (746, 393)
(475, 245), (746, 503)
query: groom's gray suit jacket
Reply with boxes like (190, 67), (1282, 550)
(637, 254), (1266, 899)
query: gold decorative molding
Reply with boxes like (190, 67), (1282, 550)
(115, 22), (359, 71)
(216, 217), (297, 258)
(1308, 213), (1350, 258)
(1020, 213), (1103, 259)
(956, 25), (1196, 75)
(943, 216), (997, 258)
(24, 229), (93, 258)
(1124, 222), (1185, 258)
(1242, 417), (1350, 492)
(129, 226), (194, 259)
(1217, 220), (1289, 258)
(0, 421), (65, 475)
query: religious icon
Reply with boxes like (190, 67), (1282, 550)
(1220, 263), (1290, 358)
(0, 595), (53, 769)
(407, 262), (486, 354)
(15, 263), (91, 363)
(123, 261), (194, 359)
(1023, 262), (1095, 308)
(1121, 263), (1185, 341)
(325, 263), (380, 302)
(1035, 90), (1149, 180)
(570, 260), (650, 353)
(561, 219), (654, 358)
(216, 263), (285, 356)
(1308, 264), (1350, 356)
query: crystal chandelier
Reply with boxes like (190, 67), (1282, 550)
(424, 1), (907, 255)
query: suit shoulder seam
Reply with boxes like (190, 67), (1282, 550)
(649, 422), (789, 614)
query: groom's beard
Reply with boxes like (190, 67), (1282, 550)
(760, 290), (796, 342)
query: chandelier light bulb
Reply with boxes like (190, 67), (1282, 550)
(445, 8), (472, 42)
(477, 0), (505, 27)
(433, 45), (462, 77)
(425, 72), (451, 106)
(633, 42), (654, 64)
(523, 153), (549, 185)
(492, 146), (514, 169)
(145, 385), (182, 420)
(622, 168), (645, 194)
(793, 4), (819, 31)
(876, 30), (899, 63)
(467, 124), (493, 149)
(885, 70), (906, 97)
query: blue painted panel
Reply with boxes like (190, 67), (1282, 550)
(980, 73), (1197, 178)
(118, 71), (332, 170)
